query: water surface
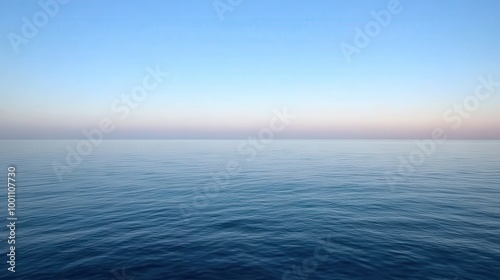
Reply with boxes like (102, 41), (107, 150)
(1, 140), (499, 279)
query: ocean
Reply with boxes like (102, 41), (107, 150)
(1, 140), (499, 279)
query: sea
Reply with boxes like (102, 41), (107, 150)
(0, 140), (499, 280)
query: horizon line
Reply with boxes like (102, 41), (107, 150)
(2, 138), (500, 141)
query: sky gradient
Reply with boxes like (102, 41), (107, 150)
(1, 0), (500, 139)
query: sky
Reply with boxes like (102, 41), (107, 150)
(1, 0), (500, 139)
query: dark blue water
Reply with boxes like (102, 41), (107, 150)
(1, 140), (499, 279)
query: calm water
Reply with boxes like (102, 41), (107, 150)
(1, 140), (499, 280)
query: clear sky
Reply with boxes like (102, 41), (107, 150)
(1, 0), (500, 139)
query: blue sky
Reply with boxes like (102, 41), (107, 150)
(1, 0), (500, 139)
